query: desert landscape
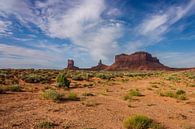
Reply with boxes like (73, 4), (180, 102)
(1, 0), (195, 129)
(0, 52), (195, 129)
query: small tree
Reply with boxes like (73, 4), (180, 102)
(56, 73), (70, 88)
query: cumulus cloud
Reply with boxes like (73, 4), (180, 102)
(0, 0), (123, 63)
(35, 0), (123, 62)
(0, 0), (195, 68)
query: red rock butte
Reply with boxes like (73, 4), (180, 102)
(66, 51), (171, 71)
(107, 51), (170, 70)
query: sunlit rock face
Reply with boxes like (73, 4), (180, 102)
(90, 60), (108, 71)
(107, 51), (170, 70)
(67, 59), (79, 70)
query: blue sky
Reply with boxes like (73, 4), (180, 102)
(0, 0), (195, 69)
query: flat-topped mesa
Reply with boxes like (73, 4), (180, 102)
(115, 52), (159, 64)
(66, 59), (79, 70)
(65, 51), (171, 71)
(107, 51), (170, 70)
(90, 59), (108, 71)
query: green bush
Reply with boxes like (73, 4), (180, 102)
(72, 73), (89, 81)
(124, 89), (142, 100)
(0, 84), (21, 93)
(22, 74), (50, 83)
(68, 92), (79, 101)
(176, 89), (186, 95)
(123, 115), (152, 129)
(8, 84), (21, 92)
(123, 115), (163, 129)
(159, 89), (187, 100)
(56, 73), (70, 88)
(41, 89), (64, 101)
(36, 121), (56, 128)
(82, 92), (94, 96)
(0, 86), (5, 94)
(95, 73), (113, 80)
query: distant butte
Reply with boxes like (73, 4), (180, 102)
(66, 59), (79, 70)
(106, 51), (170, 70)
(66, 51), (172, 71)
(90, 60), (108, 71)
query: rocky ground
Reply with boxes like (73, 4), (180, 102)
(0, 70), (195, 129)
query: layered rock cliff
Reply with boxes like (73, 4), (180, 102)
(90, 60), (108, 71)
(66, 59), (79, 70)
(107, 52), (169, 70)
(66, 51), (170, 71)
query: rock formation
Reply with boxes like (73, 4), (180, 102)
(90, 60), (108, 71)
(107, 51), (170, 70)
(66, 51), (170, 71)
(66, 59), (79, 70)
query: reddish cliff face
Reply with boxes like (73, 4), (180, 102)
(90, 60), (108, 71)
(107, 52), (170, 70)
(65, 52), (170, 71)
(66, 59), (79, 70)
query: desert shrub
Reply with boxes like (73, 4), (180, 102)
(125, 72), (158, 78)
(8, 84), (21, 92)
(82, 92), (94, 96)
(95, 73), (113, 80)
(190, 84), (195, 87)
(0, 78), (5, 85)
(184, 72), (195, 80)
(72, 73), (89, 81)
(159, 89), (187, 100)
(56, 73), (70, 88)
(36, 121), (56, 128)
(0, 84), (21, 93)
(41, 89), (64, 101)
(165, 74), (180, 81)
(81, 100), (99, 107)
(124, 89), (142, 100)
(176, 89), (186, 95)
(22, 74), (50, 83)
(0, 86), (6, 94)
(67, 92), (79, 101)
(123, 115), (163, 129)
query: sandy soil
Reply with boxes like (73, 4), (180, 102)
(0, 73), (195, 129)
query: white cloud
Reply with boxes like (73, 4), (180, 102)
(0, 0), (195, 68)
(0, 0), (123, 63)
(43, 0), (105, 39)
(0, 20), (12, 35)
(156, 52), (195, 68)
(0, 43), (67, 69)
(72, 23), (122, 61)
(34, 0), (123, 62)
(137, 0), (195, 43)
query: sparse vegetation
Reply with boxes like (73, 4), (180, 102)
(56, 73), (70, 88)
(67, 92), (79, 101)
(41, 89), (64, 101)
(95, 73), (113, 80)
(81, 100), (99, 107)
(21, 74), (51, 84)
(159, 89), (187, 100)
(165, 74), (180, 82)
(124, 89), (142, 100)
(123, 115), (163, 129)
(36, 121), (56, 128)
(82, 92), (94, 96)
(0, 84), (21, 93)
(72, 73), (89, 81)
(0, 69), (194, 128)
